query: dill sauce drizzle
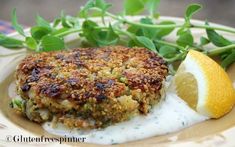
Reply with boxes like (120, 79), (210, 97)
(43, 92), (208, 145)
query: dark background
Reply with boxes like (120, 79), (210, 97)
(0, 0), (234, 27)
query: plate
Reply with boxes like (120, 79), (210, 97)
(0, 16), (235, 147)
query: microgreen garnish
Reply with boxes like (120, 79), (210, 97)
(11, 8), (26, 37)
(0, 0), (235, 70)
(0, 33), (24, 48)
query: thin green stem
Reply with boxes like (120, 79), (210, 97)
(124, 18), (235, 34)
(192, 24), (235, 34)
(54, 29), (81, 37)
(207, 44), (235, 56)
(165, 53), (184, 63)
(104, 10), (182, 29)
(90, 8), (235, 34)
(113, 28), (135, 39)
(190, 44), (205, 51)
(93, 26), (135, 40)
(154, 39), (186, 51)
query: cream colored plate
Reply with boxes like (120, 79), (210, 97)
(0, 16), (235, 147)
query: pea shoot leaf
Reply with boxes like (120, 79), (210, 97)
(93, 24), (119, 46)
(0, 33), (24, 48)
(200, 36), (210, 46)
(128, 18), (175, 39)
(41, 35), (65, 51)
(155, 21), (175, 39)
(127, 25), (141, 35)
(25, 37), (37, 50)
(128, 39), (137, 47)
(206, 22), (232, 47)
(79, 0), (94, 18)
(11, 8), (25, 37)
(177, 27), (188, 36)
(221, 50), (235, 69)
(61, 11), (71, 28)
(80, 0), (111, 18)
(176, 30), (194, 47)
(81, 20), (99, 46)
(81, 20), (119, 46)
(140, 18), (156, 39)
(145, 0), (160, 18)
(30, 26), (52, 40)
(61, 12), (80, 28)
(53, 18), (61, 28)
(185, 4), (202, 23)
(124, 0), (145, 15)
(95, 0), (112, 11)
(136, 36), (156, 51)
(159, 45), (178, 58)
(36, 15), (51, 29)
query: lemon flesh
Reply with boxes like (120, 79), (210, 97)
(174, 50), (235, 118)
(175, 71), (198, 110)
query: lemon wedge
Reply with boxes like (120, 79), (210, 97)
(174, 50), (235, 118)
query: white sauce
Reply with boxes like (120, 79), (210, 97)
(43, 92), (208, 145)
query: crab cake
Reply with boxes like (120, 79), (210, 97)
(13, 46), (168, 129)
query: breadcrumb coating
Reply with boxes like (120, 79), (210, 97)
(15, 46), (168, 128)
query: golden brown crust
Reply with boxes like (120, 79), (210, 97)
(15, 46), (168, 128)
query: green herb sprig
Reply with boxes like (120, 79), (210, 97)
(0, 0), (235, 70)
